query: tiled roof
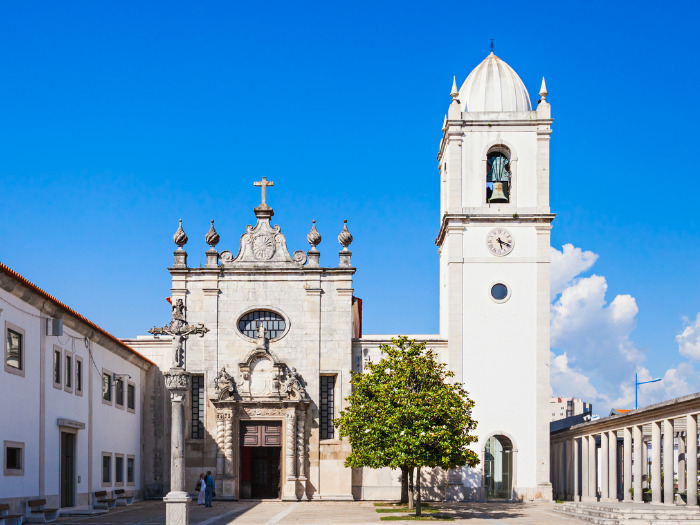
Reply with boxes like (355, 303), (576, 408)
(0, 261), (154, 366)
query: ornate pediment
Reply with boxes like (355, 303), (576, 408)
(219, 208), (306, 269)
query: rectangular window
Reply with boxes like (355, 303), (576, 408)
(4, 323), (25, 377)
(76, 357), (83, 395)
(6, 329), (22, 370)
(102, 371), (112, 404)
(320, 375), (336, 440)
(127, 382), (135, 412)
(65, 352), (73, 391)
(115, 377), (124, 408)
(53, 347), (62, 388)
(126, 456), (135, 484)
(191, 375), (204, 439)
(115, 454), (124, 484)
(4, 441), (24, 475)
(102, 454), (111, 484)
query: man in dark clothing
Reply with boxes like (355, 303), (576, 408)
(204, 471), (215, 507)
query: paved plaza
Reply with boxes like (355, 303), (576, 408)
(54, 500), (587, 524)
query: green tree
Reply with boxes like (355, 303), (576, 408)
(335, 337), (479, 516)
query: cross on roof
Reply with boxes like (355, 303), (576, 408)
(254, 177), (274, 207)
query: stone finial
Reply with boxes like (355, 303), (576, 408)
(307, 220), (322, 251)
(338, 220), (353, 251)
(173, 219), (188, 250)
(538, 77), (548, 103)
(442, 114), (447, 131)
(205, 220), (220, 248)
(450, 76), (459, 100)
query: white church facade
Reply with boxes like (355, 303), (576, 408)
(1, 51), (554, 510)
(128, 51), (554, 503)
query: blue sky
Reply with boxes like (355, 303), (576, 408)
(1, 1), (699, 413)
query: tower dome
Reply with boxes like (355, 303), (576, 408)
(459, 52), (532, 112)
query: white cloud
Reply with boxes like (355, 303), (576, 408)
(677, 313), (700, 360)
(550, 244), (700, 414)
(550, 244), (598, 299)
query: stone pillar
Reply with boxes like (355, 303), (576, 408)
(687, 414), (697, 506)
(216, 415), (225, 475)
(601, 432), (609, 500)
(679, 432), (686, 495)
(296, 406), (307, 481)
(590, 435), (597, 499)
(282, 410), (297, 500)
(224, 415), (233, 475)
(663, 419), (674, 505)
(651, 421), (662, 504)
(608, 431), (617, 501)
(633, 425), (643, 503)
(581, 436), (589, 500)
(623, 427), (632, 502)
(573, 438), (579, 502)
(642, 438), (648, 489)
(163, 368), (190, 525)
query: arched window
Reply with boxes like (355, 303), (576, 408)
(486, 147), (511, 204)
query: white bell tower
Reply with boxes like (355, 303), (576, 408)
(437, 52), (554, 501)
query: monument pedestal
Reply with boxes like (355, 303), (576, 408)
(164, 491), (189, 525)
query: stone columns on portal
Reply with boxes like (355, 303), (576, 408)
(216, 414), (225, 475)
(297, 406), (307, 481)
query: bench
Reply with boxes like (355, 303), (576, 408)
(25, 499), (58, 523)
(114, 489), (134, 506)
(0, 503), (23, 525)
(93, 491), (117, 510)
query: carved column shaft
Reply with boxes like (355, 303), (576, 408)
(224, 414), (234, 475)
(286, 411), (296, 480)
(296, 406), (306, 480)
(216, 415), (225, 475)
(164, 368), (190, 494)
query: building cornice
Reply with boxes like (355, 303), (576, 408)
(435, 213), (556, 246)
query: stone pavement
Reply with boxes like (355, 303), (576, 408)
(55, 500), (588, 524)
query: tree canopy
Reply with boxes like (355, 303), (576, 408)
(335, 337), (479, 514)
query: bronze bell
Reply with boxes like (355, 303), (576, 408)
(490, 182), (508, 203)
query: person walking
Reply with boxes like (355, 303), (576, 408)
(204, 471), (215, 507)
(197, 473), (206, 505)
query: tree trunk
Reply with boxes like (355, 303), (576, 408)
(408, 467), (414, 509)
(400, 466), (409, 504)
(416, 466), (422, 517)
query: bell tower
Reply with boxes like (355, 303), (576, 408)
(437, 52), (554, 501)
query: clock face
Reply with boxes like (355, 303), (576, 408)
(486, 228), (514, 256)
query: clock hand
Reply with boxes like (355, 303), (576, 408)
(497, 238), (504, 248)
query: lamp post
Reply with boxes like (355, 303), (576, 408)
(635, 372), (662, 410)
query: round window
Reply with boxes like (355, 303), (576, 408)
(238, 310), (286, 339)
(491, 283), (509, 302)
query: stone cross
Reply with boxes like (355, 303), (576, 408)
(254, 177), (274, 207)
(149, 298), (209, 369)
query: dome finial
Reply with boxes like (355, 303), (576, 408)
(538, 77), (548, 103)
(450, 76), (459, 100)
(205, 219), (220, 248)
(490, 38), (494, 54)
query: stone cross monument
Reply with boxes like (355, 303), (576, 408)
(149, 300), (209, 525)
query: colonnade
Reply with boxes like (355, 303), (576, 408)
(550, 395), (700, 505)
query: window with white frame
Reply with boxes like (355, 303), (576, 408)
(126, 455), (135, 485)
(127, 381), (135, 413)
(4, 441), (24, 476)
(115, 377), (124, 408)
(75, 357), (83, 396)
(64, 351), (73, 392)
(5, 322), (25, 377)
(53, 346), (62, 388)
(102, 453), (112, 485)
(115, 454), (124, 485)
(102, 370), (112, 404)
(320, 375), (336, 440)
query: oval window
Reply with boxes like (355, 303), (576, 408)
(491, 283), (509, 302)
(238, 310), (286, 339)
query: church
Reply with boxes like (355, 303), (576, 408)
(126, 50), (554, 503)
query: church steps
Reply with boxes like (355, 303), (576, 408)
(553, 502), (700, 524)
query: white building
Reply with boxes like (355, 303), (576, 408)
(128, 51), (555, 503)
(0, 262), (153, 514)
(551, 397), (593, 422)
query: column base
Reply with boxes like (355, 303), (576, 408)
(163, 491), (189, 525)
